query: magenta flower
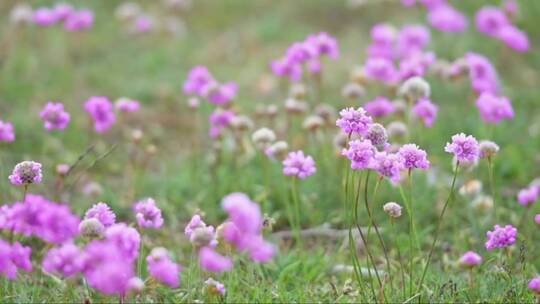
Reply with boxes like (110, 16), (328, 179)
(364, 57), (399, 84)
(282, 150), (316, 179)
(0, 120), (15, 142)
(497, 26), (530, 53)
(9, 161), (42, 186)
(10, 242), (32, 274)
(271, 57), (303, 82)
(147, 248), (181, 288)
(184, 66), (214, 96)
(466, 52), (499, 94)
(64, 9), (94, 32)
(209, 109), (235, 139)
(535, 214), (540, 226)
(367, 23), (396, 59)
(133, 198), (164, 229)
(413, 98), (438, 127)
(0, 240), (17, 280)
(475, 6), (509, 37)
(306, 32), (339, 60)
(115, 98), (140, 113)
(396, 25), (431, 59)
(336, 107), (373, 136)
(485, 224), (517, 250)
(53, 3), (74, 21)
(40, 102), (70, 131)
(428, 5), (468, 33)
(364, 97), (396, 118)
(517, 186), (538, 207)
(104, 223), (141, 261)
(205, 278), (226, 296)
(206, 82), (238, 106)
(529, 277), (540, 294)
(458, 251), (482, 268)
(43, 243), (84, 278)
(199, 247), (233, 273)
(84, 202), (116, 227)
(398, 144), (430, 170)
(475, 93), (514, 124)
(445, 133), (480, 163)
(134, 15), (153, 33)
(371, 152), (404, 183)
(342, 139), (376, 170)
(184, 214), (206, 237)
(32, 8), (59, 27)
(84, 96), (116, 133)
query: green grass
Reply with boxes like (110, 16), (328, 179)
(1, 0), (540, 302)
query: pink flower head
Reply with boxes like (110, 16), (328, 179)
(364, 57), (399, 84)
(475, 7), (509, 37)
(445, 133), (480, 163)
(535, 214), (540, 226)
(371, 152), (404, 183)
(271, 57), (303, 82)
(308, 58), (322, 74)
(306, 32), (339, 60)
(282, 150), (316, 179)
(221, 193), (262, 235)
(517, 186), (538, 207)
(53, 3), (74, 21)
(336, 107), (373, 136)
(205, 278), (226, 296)
(476, 93), (514, 124)
(40, 102), (70, 131)
(84, 202), (116, 227)
(43, 243), (84, 278)
(199, 247), (233, 273)
(133, 198), (164, 229)
(115, 98), (140, 113)
(413, 98), (438, 127)
(342, 139), (376, 170)
(10, 242), (32, 274)
(0, 120), (15, 142)
(184, 66), (214, 96)
(84, 96), (116, 133)
(64, 9), (94, 32)
(398, 144), (430, 170)
(0, 240), (17, 280)
(33, 8), (59, 27)
(428, 5), (468, 33)
(368, 24), (396, 59)
(147, 249), (181, 288)
(207, 82), (238, 106)
(503, 0), (519, 17)
(396, 25), (431, 59)
(184, 214), (206, 237)
(459, 251), (482, 268)
(209, 109), (235, 139)
(9, 161), (42, 186)
(134, 15), (153, 33)
(364, 97), (395, 118)
(104, 223), (141, 261)
(398, 52), (436, 80)
(485, 224), (517, 250)
(529, 277), (540, 294)
(497, 25), (530, 52)
(466, 52), (499, 94)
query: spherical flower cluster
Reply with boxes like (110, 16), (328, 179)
(398, 144), (430, 170)
(485, 224), (517, 251)
(383, 202), (402, 218)
(529, 277), (540, 294)
(252, 128), (276, 149)
(183, 66), (237, 106)
(466, 52), (499, 94)
(133, 198), (164, 229)
(84, 202), (116, 227)
(458, 251), (482, 268)
(64, 9), (94, 31)
(205, 278), (226, 296)
(0, 240), (32, 280)
(363, 57), (399, 84)
(364, 97), (396, 118)
(412, 98), (438, 127)
(400, 76), (430, 102)
(479, 140), (499, 159)
(517, 186), (538, 207)
(185, 214), (206, 237)
(367, 23), (396, 59)
(475, 6), (529, 52)
(146, 247), (181, 288)
(475, 93), (514, 124)
(40, 102), (70, 131)
(84, 96), (116, 133)
(427, 4), (468, 33)
(396, 25), (431, 59)
(342, 139), (376, 170)
(42, 243), (84, 278)
(265, 141), (289, 160)
(199, 246), (233, 273)
(336, 107), (373, 136)
(372, 152), (405, 183)
(0, 120), (15, 142)
(365, 124), (388, 150)
(104, 223), (141, 261)
(79, 218), (105, 238)
(9, 161), (42, 186)
(183, 66), (214, 96)
(33, 4), (93, 31)
(209, 110), (236, 139)
(445, 133), (480, 163)
(535, 214), (540, 226)
(115, 97), (140, 113)
(282, 151), (316, 179)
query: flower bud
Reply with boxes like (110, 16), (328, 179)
(383, 202), (402, 218)
(79, 218), (105, 238)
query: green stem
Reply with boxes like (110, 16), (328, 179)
(391, 220), (407, 301)
(291, 178), (302, 248)
(487, 158), (497, 219)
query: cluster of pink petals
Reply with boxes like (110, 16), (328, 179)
(398, 144), (430, 170)
(342, 139), (376, 170)
(485, 224), (517, 250)
(42, 243), (84, 278)
(8, 161), (42, 186)
(475, 92), (514, 124)
(412, 98), (438, 127)
(40, 102), (71, 131)
(282, 151), (317, 180)
(444, 133), (480, 163)
(84, 96), (116, 133)
(183, 66), (238, 106)
(133, 198), (164, 229)
(209, 109), (236, 139)
(517, 186), (538, 207)
(475, 6), (529, 52)
(115, 97), (141, 113)
(271, 32), (339, 81)
(336, 107), (373, 136)
(401, 0), (468, 33)
(0, 120), (15, 142)
(371, 151), (405, 183)
(529, 277), (540, 294)
(146, 248), (181, 288)
(84, 202), (117, 227)
(0, 240), (32, 280)
(364, 97), (396, 118)
(466, 52), (499, 94)
(458, 251), (482, 268)
(33, 4), (93, 31)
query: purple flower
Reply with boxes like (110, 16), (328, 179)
(364, 97), (396, 118)
(10, 242), (32, 273)
(32, 8), (59, 27)
(84, 202), (116, 227)
(185, 214), (206, 237)
(206, 82), (238, 106)
(199, 247), (233, 273)
(43, 243), (84, 278)
(53, 3), (74, 21)
(367, 24), (396, 59)
(205, 278), (226, 296)
(396, 25), (431, 59)
(476, 93), (514, 124)
(115, 98), (140, 113)
(271, 57), (302, 82)
(445, 133), (480, 163)
(282, 151), (316, 179)
(466, 52), (499, 94)
(134, 15), (153, 33)
(147, 248), (181, 288)
(336, 107), (373, 136)
(64, 9), (94, 32)
(398, 144), (430, 170)
(133, 198), (164, 229)
(9, 161), (42, 186)
(475, 7), (509, 37)
(412, 98), (438, 127)
(0, 120), (15, 142)
(497, 26), (530, 53)
(40, 102), (70, 131)
(535, 214), (540, 226)
(184, 66), (214, 96)
(84, 96), (116, 133)
(371, 152), (404, 183)
(485, 224), (517, 250)
(209, 109), (235, 139)
(458, 251), (482, 268)
(529, 277), (540, 294)
(517, 186), (538, 207)
(342, 139), (376, 170)
(428, 5), (468, 33)
(305, 32), (339, 60)
(104, 223), (141, 261)
(364, 57), (399, 84)
(0, 240), (17, 280)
